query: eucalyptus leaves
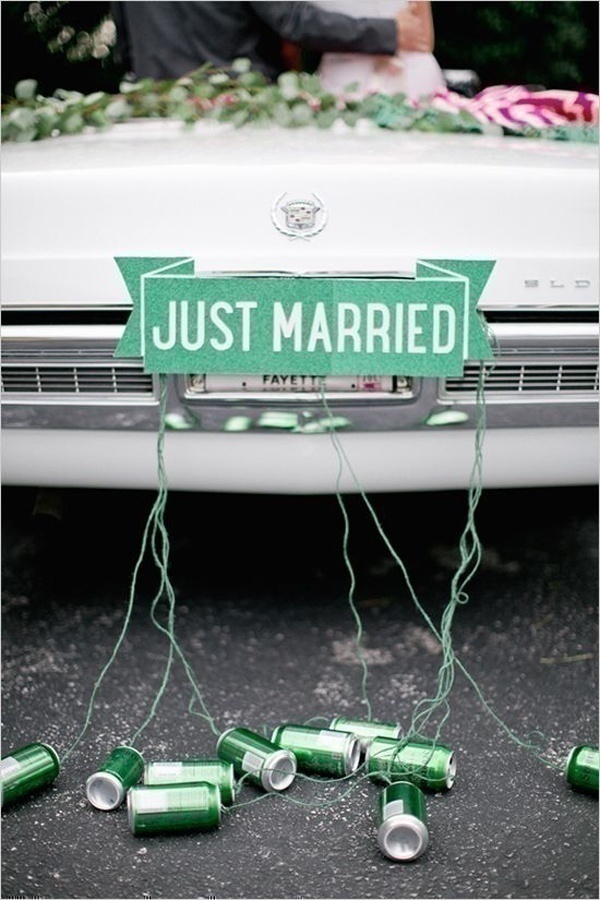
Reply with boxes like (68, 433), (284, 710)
(1, 58), (595, 143)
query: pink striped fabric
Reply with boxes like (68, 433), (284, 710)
(430, 85), (599, 130)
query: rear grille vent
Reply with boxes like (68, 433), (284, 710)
(445, 361), (600, 397)
(3, 347), (119, 361)
(1, 364), (154, 397)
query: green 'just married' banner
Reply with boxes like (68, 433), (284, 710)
(114, 258), (495, 376)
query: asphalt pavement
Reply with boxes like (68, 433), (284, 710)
(1, 484), (598, 900)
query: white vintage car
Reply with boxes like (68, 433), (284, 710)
(1, 120), (598, 493)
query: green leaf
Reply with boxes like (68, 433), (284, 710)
(413, 119), (439, 132)
(272, 103), (294, 127)
(14, 127), (39, 142)
(4, 106), (39, 141)
(253, 111), (275, 128)
(291, 103), (313, 126)
(35, 108), (59, 137)
(341, 110), (361, 127)
(231, 57), (251, 74)
(54, 89), (84, 104)
(168, 85), (189, 103)
(209, 72), (230, 86)
(105, 99), (133, 120)
(238, 71), (266, 88)
(193, 83), (217, 99)
(359, 94), (383, 116)
(230, 109), (250, 127)
(433, 111), (460, 132)
(277, 71), (300, 100)
(139, 92), (161, 115)
(314, 109), (338, 129)
(298, 73), (323, 95)
(120, 80), (145, 94)
(8, 107), (37, 129)
(253, 84), (278, 108)
(86, 111), (110, 129)
(83, 92), (107, 107)
(15, 79), (38, 101)
(60, 112), (85, 134)
(168, 102), (192, 121)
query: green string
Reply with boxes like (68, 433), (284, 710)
(61, 402), (170, 762)
(129, 376), (176, 745)
(229, 766), (374, 813)
(403, 361), (487, 743)
(63, 375), (220, 763)
(327, 376), (372, 721)
(319, 365), (561, 772)
(139, 375), (221, 739)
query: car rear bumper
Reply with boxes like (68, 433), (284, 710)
(2, 425), (597, 494)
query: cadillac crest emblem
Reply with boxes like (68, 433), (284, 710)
(271, 192), (327, 239)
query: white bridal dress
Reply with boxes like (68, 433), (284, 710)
(315, 0), (445, 100)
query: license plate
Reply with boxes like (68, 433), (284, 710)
(196, 375), (395, 393)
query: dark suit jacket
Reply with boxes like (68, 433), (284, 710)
(112, 1), (397, 81)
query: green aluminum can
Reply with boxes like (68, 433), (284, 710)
(0, 742), (60, 807)
(216, 727), (296, 792)
(86, 745), (145, 810)
(565, 744), (599, 794)
(329, 716), (402, 752)
(127, 782), (221, 835)
(366, 737), (456, 791)
(271, 724), (361, 777)
(144, 759), (236, 804)
(377, 781), (429, 862)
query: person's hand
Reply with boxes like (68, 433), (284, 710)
(396, 2), (435, 53)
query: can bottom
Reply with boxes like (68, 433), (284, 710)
(345, 737), (362, 775)
(262, 751), (297, 792)
(378, 814), (429, 862)
(127, 788), (135, 832)
(86, 772), (124, 810)
(446, 753), (457, 789)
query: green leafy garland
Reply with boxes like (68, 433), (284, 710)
(2, 58), (597, 143)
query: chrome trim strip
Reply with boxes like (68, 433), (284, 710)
(2, 320), (597, 343)
(489, 322), (598, 352)
(1, 325), (125, 340)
